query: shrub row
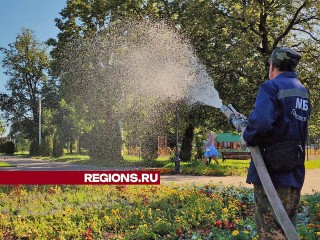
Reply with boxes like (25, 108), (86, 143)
(0, 141), (15, 154)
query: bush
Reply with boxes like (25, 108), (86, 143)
(39, 136), (53, 157)
(141, 135), (158, 162)
(15, 138), (29, 153)
(0, 141), (15, 154)
(86, 123), (122, 162)
(29, 139), (40, 156)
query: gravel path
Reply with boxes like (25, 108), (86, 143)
(1, 156), (319, 194)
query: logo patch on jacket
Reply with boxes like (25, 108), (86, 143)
(291, 97), (309, 121)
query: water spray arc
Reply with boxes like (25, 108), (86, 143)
(220, 104), (300, 240)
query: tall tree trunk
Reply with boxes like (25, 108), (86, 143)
(77, 136), (80, 155)
(180, 124), (195, 162)
(69, 138), (73, 154)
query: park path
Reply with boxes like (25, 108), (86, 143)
(160, 170), (320, 195)
(0, 156), (104, 170)
(0, 156), (319, 195)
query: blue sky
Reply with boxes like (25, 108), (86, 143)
(0, 0), (67, 93)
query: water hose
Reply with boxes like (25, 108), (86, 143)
(220, 105), (300, 240)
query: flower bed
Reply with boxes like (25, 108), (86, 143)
(0, 185), (318, 239)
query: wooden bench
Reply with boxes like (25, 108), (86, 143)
(221, 151), (251, 162)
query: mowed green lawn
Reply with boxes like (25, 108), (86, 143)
(305, 158), (320, 169)
(0, 162), (13, 167)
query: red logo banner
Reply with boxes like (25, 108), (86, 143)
(0, 171), (161, 185)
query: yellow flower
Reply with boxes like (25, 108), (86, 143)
(317, 232), (320, 236)
(243, 230), (249, 234)
(222, 208), (228, 213)
(104, 215), (112, 223)
(232, 230), (239, 236)
(111, 209), (119, 215)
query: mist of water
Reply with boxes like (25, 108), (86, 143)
(188, 57), (223, 108)
(105, 20), (223, 109)
(59, 20), (223, 162)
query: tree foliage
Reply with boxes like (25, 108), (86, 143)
(0, 120), (5, 136)
(53, 99), (91, 154)
(50, 0), (320, 162)
(0, 29), (53, 141)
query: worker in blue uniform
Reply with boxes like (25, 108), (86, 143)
(242, 47), (311, 239)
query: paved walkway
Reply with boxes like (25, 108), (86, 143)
(160, 170), (320, 195)
(1, 156), (319, 194)
(0, 156), (104, 171)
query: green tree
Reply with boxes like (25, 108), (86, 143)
(50, 1), (177, 162)
(171, 0), (320, 158)
(194, 0), (320, 125)
(0, 120), (5, 137)
(53, 99), (91, 155)
(51, 0), (320, 162)
(0, 29), (51, 145)
(14, 132), (30, 153)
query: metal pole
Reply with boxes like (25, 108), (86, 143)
(174, 102), (180, 174)
(39, 95), (42, 145)
(119, 120), (124, 158)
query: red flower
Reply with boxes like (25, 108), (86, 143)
(223, 221), (235, 230)
(177, 228), (182, 237)
(214, 220), (223, 228)
(85, 229), (92, 240)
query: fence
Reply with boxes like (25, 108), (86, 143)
(123, 144), (319, 159)
(123, 146), (174, 157)
(306, 147), (319, 160)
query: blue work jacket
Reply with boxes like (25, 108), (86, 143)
(243, 72), (311, 189)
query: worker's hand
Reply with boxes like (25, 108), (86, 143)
(240, 133), (247, 147)
(235, 112), (247, 120)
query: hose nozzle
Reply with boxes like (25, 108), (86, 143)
(220, 104), (248, 132)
